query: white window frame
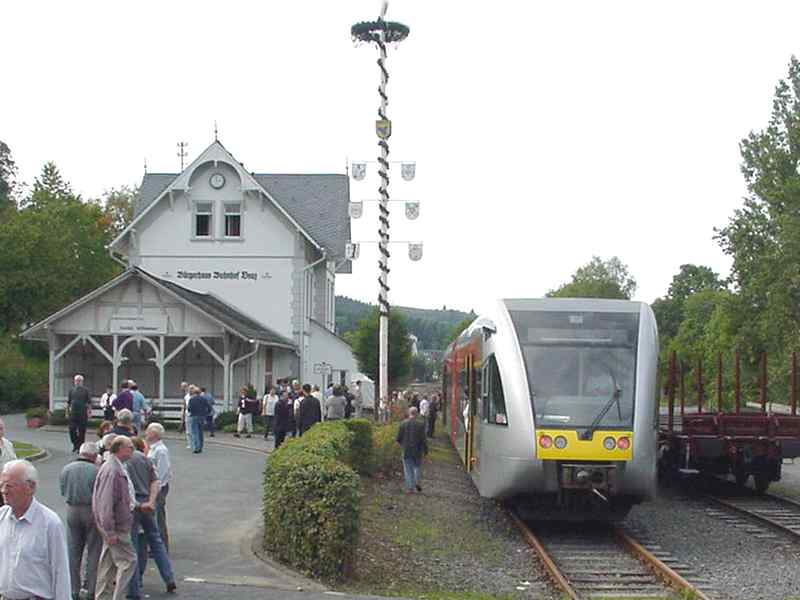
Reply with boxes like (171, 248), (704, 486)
(223, 202), (243, 239)
(192, 201), (214, 240)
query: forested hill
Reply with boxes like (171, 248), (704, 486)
(336, 296), (473, 351)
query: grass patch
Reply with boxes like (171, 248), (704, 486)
(12, 441), (41, 459)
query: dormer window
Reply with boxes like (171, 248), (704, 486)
(224, 202), (242, 238)
(194, 202), (212, 238)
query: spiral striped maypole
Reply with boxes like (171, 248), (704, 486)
(352, 2), (409, 410)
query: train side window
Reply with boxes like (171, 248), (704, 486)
(486, 355), (508, 426)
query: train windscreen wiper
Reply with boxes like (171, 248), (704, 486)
(580, 387), (621, 441)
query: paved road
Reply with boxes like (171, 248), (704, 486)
(2, 414), (393, 599)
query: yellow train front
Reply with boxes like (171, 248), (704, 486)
(443, 298), (659, 520)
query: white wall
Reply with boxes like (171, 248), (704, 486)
(305, 320), (358, 387)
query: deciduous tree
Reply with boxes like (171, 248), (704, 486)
(547, 256), (636, 300)
(350, 309), (412, 385)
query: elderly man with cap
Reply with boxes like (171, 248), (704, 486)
(0, 459), (71, 600)
(92, 435), (137, 600)
(60, 442), (102, 600)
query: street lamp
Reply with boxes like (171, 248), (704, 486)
(351, 2), (410, 411)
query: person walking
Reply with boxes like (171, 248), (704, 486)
(0, 416), (18, 485)
(145, 423), (172, 553)
(201, 387), (216, 437)
(0, 460), (71, 600)
(396, 407), (428, 494)
(427, 394), (439, 438)
(298, 383), (322, 435)
(60, 442), (102, 600)
(100, 385), (116, 421)
(68, 373), (92, 453)
(262, 387), (278, 440)
(419, 395), (430, 420)
(126, 437), (176, 597)
(234, 387), (255, 438)
(273, 392), (294, 449)
(93, 435), (137, 600)
(112, 409), (136, 437)
(325, 386), (347, 421)
(187, 386), (209, 453)
(130, 381), (146, 433)
(112, 380), (133, 415)
(353, 380), (363, 418)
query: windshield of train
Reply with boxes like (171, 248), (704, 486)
(509, 310), (639, 430)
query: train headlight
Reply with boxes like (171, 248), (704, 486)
(617, 437), (630, 450)
(539, 435), (553, 449)
(603, 436), (616, 450)
(554, 436), (568, 449)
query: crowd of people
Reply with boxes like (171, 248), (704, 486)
(0, 412), (175, 600)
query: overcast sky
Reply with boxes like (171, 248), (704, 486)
(3, 1), (799, 316)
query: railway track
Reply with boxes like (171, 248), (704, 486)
(508, 510), (714, 600)
(705, 491), (800, 543)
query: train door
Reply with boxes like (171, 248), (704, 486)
(465, 353), (479, 472)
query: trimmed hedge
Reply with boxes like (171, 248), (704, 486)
(372, 422), (401, 476)
(263, 421), (361, 580)
(342, 419), (374, 475)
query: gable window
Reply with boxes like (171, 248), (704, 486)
(194, 202), (212, 238)
(224, 202), (242, 238)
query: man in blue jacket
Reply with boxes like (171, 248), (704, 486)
(187, 386), (210, 453)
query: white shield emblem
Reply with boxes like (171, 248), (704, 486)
(349, 201), (364, 219)
(401, 162), (416, 181)
(408, 242), (423, 261)
(405, 201), (420, 220)
(376, 119), (392, 140)
(345, 243), (360, 260)
(351, 162), (366, 181)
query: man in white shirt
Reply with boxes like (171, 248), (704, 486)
(100, 385), (116, 421)
(179, 381), (193, 450)
(420, 395), (430, 418)
(0, 459), (71, 600)
(145, 423), (172, 552)
(262, 388), (279, 440)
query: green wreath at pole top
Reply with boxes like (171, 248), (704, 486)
(351, 20), (410, 44)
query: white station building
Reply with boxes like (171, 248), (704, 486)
(23, 140), (358, 414)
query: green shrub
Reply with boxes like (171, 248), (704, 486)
(0, 337), (48, 413)
(263, 447), (361, 580)
(214, 410), (237, 429)
(49, 409), (68, 426)
(25, 406), (48, 420)
(372, 422), (401, 477)
(343, 418), (374, 475)
(286, 421), (355, 466)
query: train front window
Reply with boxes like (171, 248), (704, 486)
(509, 310), (639, 430)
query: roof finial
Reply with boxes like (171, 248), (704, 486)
(214, 120), (219, 141)
(144, 157), (148, 174)
(346, 156), (349, 176)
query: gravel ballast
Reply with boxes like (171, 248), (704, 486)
(627, 481), (800, 600)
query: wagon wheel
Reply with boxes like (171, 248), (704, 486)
(753, 473), (770, 495)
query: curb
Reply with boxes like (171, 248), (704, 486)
(25, 448), (49, 463)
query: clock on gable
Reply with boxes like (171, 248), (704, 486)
(209, 173), (226, 189)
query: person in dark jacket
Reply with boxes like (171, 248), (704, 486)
(427, 394), (439, 438)
(396, 406), (428, 493)
(273, 392), (294, 449)
(187, 386), (210, 453)
(297, 384), (321, 435)
(67, 373), (92, 452)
